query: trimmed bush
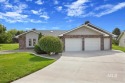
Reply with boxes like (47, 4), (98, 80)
(39, 36), (63, 55)
(34, 44), (46, 54)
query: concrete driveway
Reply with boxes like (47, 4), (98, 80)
(13, 50), (125, 83)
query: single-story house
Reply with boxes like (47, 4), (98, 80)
(16, 22), (113, 51)
(118, 31), (125, 47)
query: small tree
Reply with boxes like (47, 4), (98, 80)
(112, 28), (121, 37)
(38, 36), (63, 55)
(38, 33), (43, 40)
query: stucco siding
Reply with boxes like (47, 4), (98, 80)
(66, 26), (101, 35)
(119, 32), (125, 47)
(26, 32), (38, 48)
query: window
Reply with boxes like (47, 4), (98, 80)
(33, 39), (36, 46)
(29, 39), (32, 46)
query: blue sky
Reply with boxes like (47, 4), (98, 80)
(0, 0), (125, 32)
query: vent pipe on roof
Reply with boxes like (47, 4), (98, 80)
(50, 31), (53, 33)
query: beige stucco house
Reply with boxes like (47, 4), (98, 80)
(118, 31), (125, 47)
(16, 22), (113, 51)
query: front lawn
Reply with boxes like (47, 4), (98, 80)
(0, 52), (55, 83)
(112, 44), (125, 52)
(0, 43), (19, 50)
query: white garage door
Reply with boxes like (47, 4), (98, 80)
(65, 38), (82, 51)
(85, 38), (100, 51)
(104, 38), (110, 50)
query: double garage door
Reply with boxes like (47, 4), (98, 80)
(65, 38), (110, 51)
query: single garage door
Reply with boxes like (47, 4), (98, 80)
(104, 38), (110, 50)
(65, 38), (82, 51)
(85, 38), (100, 51)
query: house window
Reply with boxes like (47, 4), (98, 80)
(29, 39), (32, 46)
(33, 39), (36, 46)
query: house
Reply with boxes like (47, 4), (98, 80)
(16, 22), (113, 51)
(118, 31), (125, 47)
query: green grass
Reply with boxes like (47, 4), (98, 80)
(112, 44), (125, 52)
(0, 43), (19, 50)
(0, 52), (55, 83)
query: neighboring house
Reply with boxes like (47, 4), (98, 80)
(16, 22), (113, 51)
(118, 31), (125, 47)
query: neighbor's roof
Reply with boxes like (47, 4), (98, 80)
(16, 30), (67, 38)
(117, 31), (125, 40)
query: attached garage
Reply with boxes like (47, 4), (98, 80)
(65, 38), (82, 51)
(60, 22), (112, 51)
(84, 38), (100, 51)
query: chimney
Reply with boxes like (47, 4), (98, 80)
(85, 21), (90, 25)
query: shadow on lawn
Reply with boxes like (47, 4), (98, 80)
(29, 54), (51, 62)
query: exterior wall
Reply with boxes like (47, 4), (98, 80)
(66, 26), (101, 35)
(19, 34), (26, 49)
(119, 32), (125, 47)
(26, 32), (38, 48)
(104, 38), (110, 50)
(61, 35), (112, 51)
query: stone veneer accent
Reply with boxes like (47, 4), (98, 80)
(60, 35), (112, 51)
(18, 34), (26, 49)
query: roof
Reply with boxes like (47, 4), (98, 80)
(59, 22), (114, 36)
(36, 30), (67, 36)
(16, 30), (67, 38)
(117, 31), (125, 40)
(16, 22), (114, 38)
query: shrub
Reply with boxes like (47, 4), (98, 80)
(112, 39), (119, 45)
(34, 44), (46, 54)
(39, 36), (63, 55)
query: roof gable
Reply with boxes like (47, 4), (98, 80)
(66, 25), (102, 35)
(118, 31), (125, 40)
(59, 23), (112, 36)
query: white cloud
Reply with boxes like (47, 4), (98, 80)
(95, 2), (125, 17)
(35, 0), (43, 5)
(31, 9), (50, 20)
(52, 27), (60, 30)
(26, 28), (32, 30)
(0, 0), (7, 3)
(66, 0), (89, 16)
(95, 4), (113, 10)
(31, 10), (39, 14)
(66, 19), (73, 23)
(56, 6), (62, 11)
(40, 14), (49, 20)
(26, 0), (32, 1)
(54, 0), (59, 5)
(0, 11), (28, 23)
(30, 19), (44, 23)
(0, 0), (48, 23)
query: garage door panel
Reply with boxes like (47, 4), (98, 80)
(85, 38), (100, 51)
(65, 38), (82, 51)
